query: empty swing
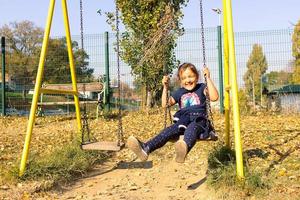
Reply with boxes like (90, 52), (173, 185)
(79, 0), (125, 151)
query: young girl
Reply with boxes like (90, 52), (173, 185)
(127, 62), (219, 163)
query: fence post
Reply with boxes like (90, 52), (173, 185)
(1, 37), (6, 116)
(104, 31), (110, 111)
(217, 26), (224, 114)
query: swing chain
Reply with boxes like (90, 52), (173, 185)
(199, 0), (215, 132)
(116, 3), (124, 145)
(79, 0), (91, 144)
(82, 84), (91, 143)
(199, 0), (206, 67)
(164, 80), (170, 129)
(80, 0), (84, 50)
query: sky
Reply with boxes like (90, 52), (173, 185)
(1, 0), (300, 36)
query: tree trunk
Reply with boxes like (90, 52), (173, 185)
(141, 85), (147, 110)
(251, 75), (255, 109)
(260, 76), (263, 106)
(146, 90), (152, 108)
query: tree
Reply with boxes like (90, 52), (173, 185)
(291, 19), (300, 83)
(0, 21), (43, 98)
(243, 44), (268, 106)
(265, 71), (292, 87)
(44, 38), (94, 84)
(0, 20), (94, 96)
(107, 0), (188, 107)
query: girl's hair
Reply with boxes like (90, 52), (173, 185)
(177, 62), (200, 80)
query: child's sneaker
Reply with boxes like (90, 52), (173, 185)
(175, 140), (188, 163)
(127, 136), (149, 161)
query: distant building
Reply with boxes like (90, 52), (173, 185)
(267, 84), (300, 112)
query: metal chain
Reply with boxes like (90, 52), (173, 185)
(80, 0), (84, 50)
(199, 0), (215, 132)
(163, 62), (173, 129)
(116, 3), (124, 145)
(79, 0), (91, 144)
(164, 80), (169, 129)
(199, 0), (206, 67)
(82, 84), (91, 143)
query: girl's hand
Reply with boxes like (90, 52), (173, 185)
(162, 75), (170, 87)
(202, 67), (210, 78)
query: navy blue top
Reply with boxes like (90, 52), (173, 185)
(171, 83), (207, 112)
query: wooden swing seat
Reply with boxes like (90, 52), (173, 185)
(81, 141), (125, 151)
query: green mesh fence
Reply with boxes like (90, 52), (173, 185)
(1, 27), (298, 115)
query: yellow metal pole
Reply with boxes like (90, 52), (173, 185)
(224, 0), (244, 179)
(19, 0), (56, 176)
(61, 0), (82, 133)
(222, 0), (230, 148)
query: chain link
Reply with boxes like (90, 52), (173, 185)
(199, 0), (206, 67)
(164, 83), (169, 129)
(82, 84), (91, 144)
(79, 0), (91, 144)
(116, 3), (124, 145)
(199, 0), (215, 132)
(80, 0), (84, 51)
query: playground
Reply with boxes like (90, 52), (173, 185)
(0, 112), (299, 199)
(1, 0), (300, 199)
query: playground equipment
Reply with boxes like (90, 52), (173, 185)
(19, 0), (244, 179)
(78, 0), (124, 151)
(19, 0), (124, 176)
(164, 0), (244, 179)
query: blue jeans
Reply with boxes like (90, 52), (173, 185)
(145, 116), (209, 153)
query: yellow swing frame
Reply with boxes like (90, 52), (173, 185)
(20, 0), (244, 179)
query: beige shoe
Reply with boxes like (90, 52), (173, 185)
(175, 140), (188, 163)
(127, 136), (148, 161)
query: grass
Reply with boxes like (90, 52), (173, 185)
(206, 144), (270, 197)
(9, 141), (110, 191)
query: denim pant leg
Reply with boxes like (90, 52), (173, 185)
(183, 120), (206, 152)
(145, 123), (182, 153)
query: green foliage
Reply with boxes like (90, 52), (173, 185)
(207, 145), (236, 170)
(44, 38), (94, 84)
(292, 19), (300, 83)
(238, 89), (251, 114)
(207, 145), (269, 196)
(243, 44), (268, 105)
(106, 1), (188, 107)
(265, 70), (293, 86)
(12, 141), (109, 187)
(0, 21), (43, 95)
(0, 21), (94, 88)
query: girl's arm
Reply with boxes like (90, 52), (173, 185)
(162, 75), (176, 107)
(203, 67), (219, 102)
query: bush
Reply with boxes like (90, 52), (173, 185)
(207, 144), (269, 196)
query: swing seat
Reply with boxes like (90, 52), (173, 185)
(81, 141), (125, 151)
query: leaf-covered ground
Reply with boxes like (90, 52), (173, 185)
(0, 111), (299, 199)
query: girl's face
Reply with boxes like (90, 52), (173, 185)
(179, 68), (199, 91)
